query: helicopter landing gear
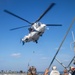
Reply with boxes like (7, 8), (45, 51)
(38, 32), (41, 35)
(35, 40), (38, 43)
(22, 41), (25, 45)
(38, 32), (44, 36)
(25, 38), (28, 42)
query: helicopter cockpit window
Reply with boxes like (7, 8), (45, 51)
(36, 22), (41, 28)
(37, 22), (41, 26)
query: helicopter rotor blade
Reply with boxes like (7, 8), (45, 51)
(46, 24), (62, 26)
(10, 25), (31, 31)
(35, 3), (55, 22)
(4, 10), (32, 24)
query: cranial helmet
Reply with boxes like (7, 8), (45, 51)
(52, 66), (57, 70)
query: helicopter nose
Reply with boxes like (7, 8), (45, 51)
(42, 24), (46, 27)
(42, 24), (46, 29)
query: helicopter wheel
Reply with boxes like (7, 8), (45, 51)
(22, 41), (25, 45)
(35, 40), (38, 43)
(25, 38), (28, 42)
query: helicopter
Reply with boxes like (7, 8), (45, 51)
(4, 3), (62, 45)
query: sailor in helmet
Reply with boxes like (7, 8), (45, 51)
(50, 66), (60, 75)
(69, 66), (75, 75)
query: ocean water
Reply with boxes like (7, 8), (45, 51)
(0, 71), (63, 75)
(37, 71), (63, 75)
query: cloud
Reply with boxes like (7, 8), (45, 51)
(59, 54), (70, 58)
(11, 53), (21, 58)
(63, 59), (70, 62)
(41, 57), (49, 60)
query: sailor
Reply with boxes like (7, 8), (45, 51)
(44, 68), (49, 75)
(27, 67), (33, 75)
(69, 66), (75, 75)
(63, 69), (68, 75)
(31, 66), (37, 75)
(50, 66), (60, 75)
(71, 67), (75, 75)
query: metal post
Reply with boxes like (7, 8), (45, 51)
(67, 56), (75, 68)
(48, 17), (75, 69)
(55, 58), (66, 69)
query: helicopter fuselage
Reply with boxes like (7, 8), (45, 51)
(22, 31), (39, 45)
(29, 23), (46, 35)
(21, 23), (46, 45)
